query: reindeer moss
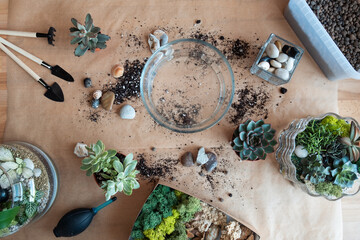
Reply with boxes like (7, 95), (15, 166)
(143, 209), (179, 240)
(315, 182), (343, 198)
(320, 116), (350, 137)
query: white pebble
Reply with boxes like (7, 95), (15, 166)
(275, 68), (290, 80)
(33, 168), (42, 177)
(294, 145), (309, 158)
(285, 57), (295, 71)
(258, 61), (270, 71)
(74, 143), (88, 158)
(268, 67), (275, 73)
(265, 43), (279, 58)
(22, 168), (33, 179)
(93, 90), (102, 100)
(119, 104), (136, 119)
(276, 53), (289, 63)
(270, 60), (282, 68)
(23, 158), (34, 170)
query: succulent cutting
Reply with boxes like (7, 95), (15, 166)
(232, 119), (277, 160)
(80, 140), (140, 200)
(69, 13), (110, 57)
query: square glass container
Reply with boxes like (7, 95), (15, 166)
(250, 33), (304, 85)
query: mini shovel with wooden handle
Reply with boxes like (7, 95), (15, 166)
(0, 27), (56, 45)
(0, 42), (64, 102)
(0, 37), (73, 82)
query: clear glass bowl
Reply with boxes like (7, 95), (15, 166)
(275, 113), (360, 201)
(141, 39), (234, 133)
(250, 33), (304, 85)
(0, 141), (58, 236)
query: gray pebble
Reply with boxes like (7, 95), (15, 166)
(181, 152), (194, 167)
(84, 78), (92, 88)
(91, 99), (100, 109)
(204, 152), (218, 172)
(119, 104), (136, 119)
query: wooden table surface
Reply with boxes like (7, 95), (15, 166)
(0, 0), (359, 239)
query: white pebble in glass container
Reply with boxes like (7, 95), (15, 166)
(265, 43), (280, 58)
(270, 60), (282, 68)
(285, 57), (295, 71)
(275, 68), (290, 80)
(258, 61), (270, 71)
(276, 53), (289, 63)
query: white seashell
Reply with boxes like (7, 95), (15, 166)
(0, 174), (10, 189)
(258, 61), (270, 71)
(276, 53), (289, 63)
(294, 145), (309, 158)
(153, 29), (168, 46)
(23, 158), (34, 170)
(275, 68), (290, 80)
(268, 67), (275, 73)
(285, 57), (295, 71)
(28, 179), (36, 202)
(270, 60), (282, 68)
(93, 90), (102, 100)
(22, 168), (34, 179)
(265, 43), (279, 58)
(111, 65), (124, 78)
(33, 168), (42, 177)
(148, 33), (160, 53)
(74, 143), (88, 158)
(0, 147), (14, 161)
(1, 161), (19, 171)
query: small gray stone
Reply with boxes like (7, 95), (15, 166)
(181, 152), (194, 167)
(265, 43), (280, 58)
(196, 147), (209, 165)
(120, 104), (136, 119)
(204, 152), (218, 172)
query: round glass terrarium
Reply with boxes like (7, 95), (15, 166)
(276, 113), (360, 201)
(0, 142), (58, 236)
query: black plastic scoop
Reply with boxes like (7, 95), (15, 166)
(0, 37), (73, 82)
(0, 42), (65, 102)
(0, 27), (56, 46)
(53, 197), (117, 237)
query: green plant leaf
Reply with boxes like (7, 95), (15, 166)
(100, 173), (111, 179)
(340, 137), (352, 146)
(82, 157), (93, 165)
(0, 207), (20, 230)
(86, 169), (93, 176)
(243, 149), (251, 156)
(239, 131), (246, 141)
(86, 32), (97, 39)
(80, 164), (92, 171)
(97, 33), (110, 42)
(117, 172), (125, 179)
(71, 18), (78, 27)
(116, 181), (124, 192)
(70, 37), (82, 45)
(247, 121), (255, 131)
(264, 133), (274, 141)
(113, 160), (124, 173)
(91, 27), (101, 34)
(233, 137), (242, 146)
(123, 182), (133, 196)
(255, 119), (264, 128)
(239, 124), (246, 133)
(74, 44), (89, 57)
(124, 153), (134, 166)
(254, 127), (263, 134)
(269, 140), (277, 146)
(264, 146), (274, 153)
(25, 202), (37, 219)
(249, 152), (258, 160)
(85, 13), (93, 32)
(262, 124), (271, 132)
(96, 42), (107, 49)
(69, 27), (78, 32)
(76, 22), (86, 32)
(35, 191), (44, 202)
(255, 148), (264, 157)
(70, 31), (80, 37)
(124, 162), (136, 177)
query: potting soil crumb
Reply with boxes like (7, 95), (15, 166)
(87, 111), (101, 123)
(136, 154), (178, 179)
(105, 59), (146, 104)
(228, 83), (270, 125)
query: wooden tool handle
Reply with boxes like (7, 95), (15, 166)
(0, 30), (37, 38)
(0, 42), (41, 81)
(0, 37), (43, 65)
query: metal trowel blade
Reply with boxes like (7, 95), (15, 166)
(44, 82), (64, 102)
(50, 65), (74, 82)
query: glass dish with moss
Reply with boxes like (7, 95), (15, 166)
(0, 142), (58, 236)
(276, 113), (360, 200)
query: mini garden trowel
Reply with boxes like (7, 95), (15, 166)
(53, 197), (117, 237)
(0, 42), (64, 102)
(0, 27), (56, 45)
(0, 37), (74, 82)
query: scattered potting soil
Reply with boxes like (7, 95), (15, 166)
(229, 83), (270, 125)
(87, 111), (100, 123)
(104, 59), (146, 104)
(136, 154), (178, 179)
(306, 0), (360, 70)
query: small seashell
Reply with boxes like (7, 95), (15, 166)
(274, 40), (282, 51)
(111, 64), (124, 78)
(148, 33), (160, 53)
(22, 168), (34, 179)
(153, 30), (168, 46)
(270, 59), (282, 68)
(93, 90), (102, 100)
(33, 168), (42, 177)
(74, 143), (88, 158)
(23, 158), (34, 170)
(258, 61), (270, 71)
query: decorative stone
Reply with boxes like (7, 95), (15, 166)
(84, 78), (92, 88)
(148, 33), (160, 53)
(196, 147), (209, 165)
(276, 53), (289, 63)
(205, 225), (220, 240)
(181, 152), (194, 167)
(33, 168), (42, 177)
(260, 56), (271, 62)
(288, 47), (300, 58)
(265, 43), (279, 58)
(12, 182), (23, 202)
(0, 147), (14, 161)
(74, 143), (88, 158)
(101, 91), (115, 111)
(274, 40), (282, 51)
(257, 61), (270, 71)
(294, 145), (309, 158)
(153, 29), (168, 46)
(22, 168), (34, 179)
(270, 60), (282, 68)
(285, 57), (295, 71)
(282, 45), (291, 54)
(204, 152), (217, 172)
(93, 90), (102, 100)
(280, 87), (288, 94)
(23, 158), (34, 170)
(268, 67), (275, 73)
(119, 104), (136, 119)
(275, 68), (290, 80)
(91, 99), (100, 109)
(0, 188), (9, 203)
(111, 64), (124, 78)
(28, 178), (36, 202)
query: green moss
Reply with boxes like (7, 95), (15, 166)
(143, 209), (179, 240)
(315, 182), (343, 198)
(175, 194), (201, 223)
(167, 221), (188, 240)
(321, 116), (350, 137)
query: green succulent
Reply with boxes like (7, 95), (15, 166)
(340, 121), (360, 162)
(232, 119), (277, 161)
(69, 13), (110, 57)
(301, 154), (331, 184)
(80, 140), (140, 200)
(331, 156), (359, 188)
